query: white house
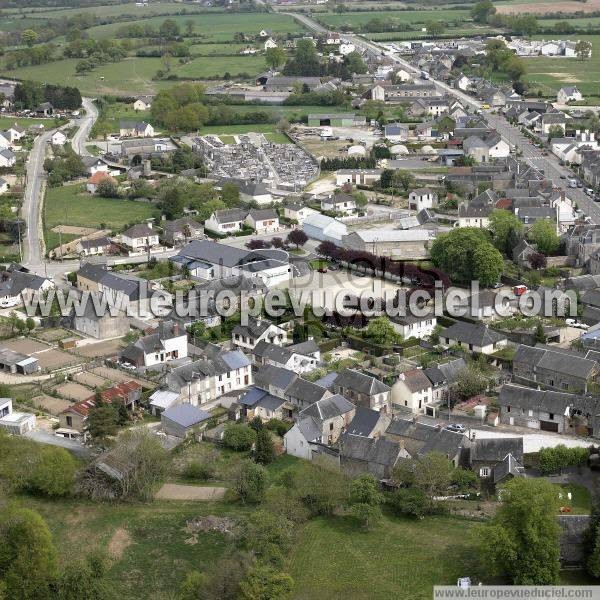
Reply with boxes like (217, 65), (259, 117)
(264, 38), (278, 50)
(0, 149), (16, 168)
(5, 125), (24, 143)
(321, 192), (356, 215)
(133, 96), (153, 111)
(391, 313), (437, 339)
(557, 86), (583, 104)
(326, 32), (341, 45)
(245, 208), (279, 234)
(284, 416), (322, 459)
(455, 73), (472, 92)
(205, 209), (247, 235)
(86, 172), (117, 194)
(51, 131), (67, 146)
(395, 68), (412, 83)
(253, 339), (320, 375)
(119, 120), (155, 138)
(283, 203), (316, 225)
(232, 316), (286, 350)
(391, 369), (433, 414)
(122, 320), (188, 367)
(439, 322), (508, 355)
(0, 133), (11, 150)
(238, 182), (274, 206)
(408, 187), (437, 211)
(120, 222), (160, 250)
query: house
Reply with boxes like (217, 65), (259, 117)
(0, 409), (36, 436)
(385, 417), (467, 465)
(72, 297), (129, 339)
(302, 213), (348, 245)
(119, 121), (155, 138)
(133, 96), (153, 111)
(470, 437), (525, 486)
(408, 187), (437, 211)
(456, 289), (511, 320)
(455, 73), (472, 92)
(481, 87), (506, 107)
(253, 364), (297, 399)
(341, 229), (434, 260)
(0, 268), (54, 305)
(321, 192), (356, 215)
(540, 111), (567, 135)
(159, 349), (252, 406)
(513, 239), (538, 268)
(390, 313), (436, 339)
(232, 316), (286, 350)
(264, 37), (278, 50)
(333, 368), (390, 412)
(335, 169), (382, 186)
(259, 29), (273, 38)
(284, 394), (355, 457)
(557, 86), (583, 104)
(122, 320), (188, 367)
(512, 344), (599, 394)
(238, 181), (273, 206)
(252, 339), (320, 374)
(463, 133), (510, 163)
(391, 368), (434, 414)
(457, 203), (493, 228)
(5, 124), (24, 143)
(82, 156), (110, 176)
(245, 209), (279, 234)
(36, 102), (53, 116)
(119, 222), (160, 251)
(51, 130), (67, 146)
(86, 172), (117, 194)
(76, 236), (113, 256)
(326, 32), (341, 45)
(424, 357), (467, 406)
(439, 322), (508, 355)
(205, 209), (247, 235)
(384, 123), (410, 142)
(0, 149), (16, 168)
(339, 42), (355, 55)
(283, 203), (316, 225)
(162, 217), (204, 246)
(240, 386), (290, 422)
(498, 383), (599, 436)
(0, 178), (8, 195)
(171, 239), (291, 288)
(161, 403), (211, 438)
(338, 433), (401, 479)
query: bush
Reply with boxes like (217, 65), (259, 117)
(27, 446), (77, 497)
(538, 445), (589, 475)
(182, 459), (214, 481)
(389, 487), (428, 518)
(265, 419), (291, 437)
(223, 424), (256, 451)
(234, 460), (268, 504)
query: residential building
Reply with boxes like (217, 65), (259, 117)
(51, 131), (67, 146)
(283, 203), (316, 225)
(119, 120), (155, 138)
(333, 369), (391, 412)
(76, 236), (113, 257)
(122, 320), (188, 367)
(338, 433), (401, 479)
(0, 149), (16, 167)
(557, 86), (583, 104)
(162, 217), (204, 246)
(470, 437), (525, 486)
(244, 208), (279, 234)
(439, 322), (508, 354)
(231, 316), (286, 350)
(408, 187), (437, 211)
(205, 209), (247, 235)
(119, 222), (160, 251)
(391, 368), (433, 414)
(86, 172), (117, 194)
(342, 229), (435, 260)
(252, 339), (320, 374)
(321, 192), (357, 215)
(133, 96), (153, 111)
(390, 313), (437, 339)
(72, 298), (129, 339)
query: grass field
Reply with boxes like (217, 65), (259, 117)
(44, 183), (157, 248)
(198, 123), (291, 143)
(176, 55), (265, 78)
(289, 513), (477, 600)
(0, 116), (52, 129)
(189, 42), (253, 56)
(365, 25), (498, 40)
(84, 12), (304, 42)
(318, 9), (470, 29)
(523, 35), (600, 97)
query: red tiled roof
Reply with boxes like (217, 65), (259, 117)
(87, 172), (116, 185)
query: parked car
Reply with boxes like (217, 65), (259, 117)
(446, 424), (467, 433)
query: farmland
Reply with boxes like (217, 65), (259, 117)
(497, 0), (600, 14)
(318, 9), (470, 29)
(523, 35), (600, 97)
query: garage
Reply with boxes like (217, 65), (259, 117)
(540, 420), (559, 432)
(526, 419), (539, 429)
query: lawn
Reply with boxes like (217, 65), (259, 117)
(289, 513), (478, 600)
(523, 35), (600, 97)
(318, 8), (470, 29)
(93, 102), (153, 137)
(198, 123), (291, 142)
(189, 42), (253, 56)
(176, 54), (265, 79)
(0, 116), (53, 129)
(555, 483), (591, 515)
(43, 183), (157, 248)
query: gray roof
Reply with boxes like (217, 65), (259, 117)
(248, 208), (278, 221)
(386, 418), (466, 458)
(513, 344), (597, 380)
(338, 433), (400, 468)
(122, 223), (156, 239)
(440, 322), (506, 347)
(253, 364), (297, 391)
(162, 403), (210, 427)
(493, 453), (525, 483)
(232, 316), (274, 340)
(212, 208), (248, 224)
(334, 368), (390, 395)
(295, 415), (322, 442)
(78, 263), (143, 301)
(346, 406), (383, 437)
(286, 377), (329, 405)
(471, 437), (524, 463)
(300, 394), (354, 421)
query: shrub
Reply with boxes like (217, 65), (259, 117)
(27, 447), (77, 497)
(265, 419), (291, 437)
(182, 459), (214, 481)
(223, 424), (256, 451)
(389, 487), (428, 518)
(234, 460), (268, 504)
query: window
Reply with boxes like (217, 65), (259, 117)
(479, 467), (490, 477)
(528, 409), (533, 417)
(549, 413), (554, 420)
(507, 405), (511, 413)
(66, 416), (72, 427)
(561, 382), (569, 390)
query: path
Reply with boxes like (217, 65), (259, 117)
(155, 483), (227, 501)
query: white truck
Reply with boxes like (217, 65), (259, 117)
(569, 178), (578, 188)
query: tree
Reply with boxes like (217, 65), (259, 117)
(25, 317), (35, 333)
(265, 46), (287, 70)
(395, 452), (454, 509)
(234, 460), (268, 504)
(285, 39), (320, 76)
(476, 478), (561, 584)
(185, 20), (194, 37)
(488, 210), (524, 256)
(471, 0), (496, 23)
(95, 177), (118, 198)
(529, 252), (547, 270)
(529, 219), (560, 255)
(391, 170), (415, 192)
(28, 447), (77, 498)
(0, 507), (58, 599)
(239, 565), (293, 600)
(390, 487), (428, 518)
(223, 424), (256, 451)
(576, 40), (593, 61)
(349, 474), (383, 506)
(451, 468), (478, 493)
(287, 229), (308, 250)
(535, 321), (547, 343)
(87, 405), (119, 441)
(456, 365), (490, 399)
(547, 125), (564, 141)
(351, 503), (383, 529)
(472, 242), (504, 287)
(179, 571), (208, 600)
(159, 18), (180, 40)
(21, 29), (39, 47)
(365, 317), (399, 346)
(221, 183), (240, 208)
(254, 428), (275, 465)
(588, 527), (600, 578)
(425, 21), (445, 38)
(57, 552), (111, 600)
(289, 460), (348, 516)
(344, 51), (367, 74)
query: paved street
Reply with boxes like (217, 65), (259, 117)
(71, 97), (98, 157)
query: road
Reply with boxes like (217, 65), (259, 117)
(21, 97), (98, 275)
(291, 12), (600, 223)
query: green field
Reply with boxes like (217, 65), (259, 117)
(189, 42), (253, 56)
(0, 116), (53, 129)
(44, 183), (157, 249)
(318, 9), (470, 29)
(84, 12), (304, 42)
(523, 35), (600, 97)
(198, 123), (291, 143)
(176, 55), (266, 78)
(365, 25), (498, 40)
(0, 16), (47, 33)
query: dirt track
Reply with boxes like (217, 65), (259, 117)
(155, 484), (227, 501)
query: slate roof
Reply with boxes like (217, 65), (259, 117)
(513, 344), (598, 380)
(338, 433), (400, 468)
(334, 368), (390, 395)
(212, 208), (248, 224)
(253, 364), (297, 391)
(399, 369), (431, 392)
(232, 317), (274, 339)
(471, 437), (524, 463)
(122, 223), (156, 239)
(386, 418), (466, 458)
(162, 403), (210, 427)
(440, 322), (506, 347)
(346, 406), (383, 437)
(300, 394), (354, 421)
(286, 377), (329, 405)
(295, 415), (322, 442)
